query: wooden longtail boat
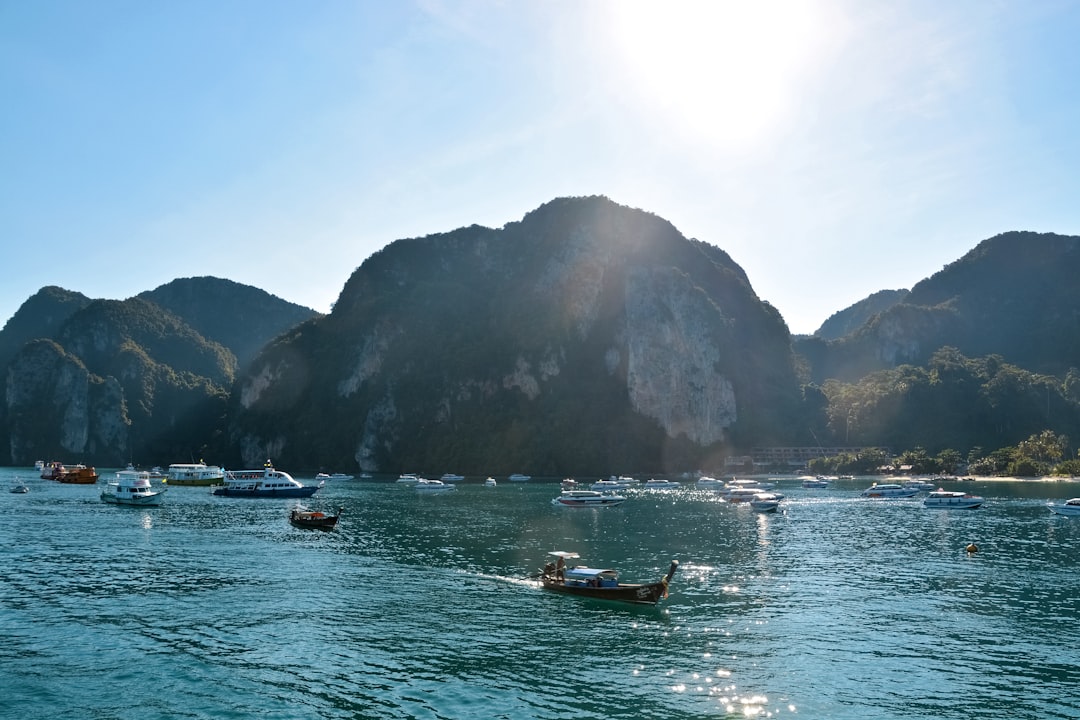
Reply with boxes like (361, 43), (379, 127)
(289, 506), (343, 530)
(539, 551), (679, 605)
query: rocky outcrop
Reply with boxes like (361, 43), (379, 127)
(228, 196), (803, 473)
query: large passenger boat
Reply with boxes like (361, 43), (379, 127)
(166, 462), (225, 486)
(212, 463), (320, 498)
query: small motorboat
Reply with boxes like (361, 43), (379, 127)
(315, 472), (355, 481)
(9, 478), (29, 494)
(396, 473), (421, 484)
(642, 479), (681, 490)
(289, 506), (343, 530)
(484, 477), (498, 487)
(551, 490), (626, 508)
(1048, 498), (1080, 516)
(508, 473), (531, 482)
(923, 489), (984, 509)
(696, 476), (726, 489)
(903, 479), (937, 491)
(750, 492), (783, 512)
(861, 483), (919, 498)
(101, 469), (166, 506)
(560, 478), (579, 490)
(802, 476), (830, 488)
(440, 473), (465, 483)
(415, 478), (456, 493)
(590, 478), (632, 492)
(538, 551), (679, 605)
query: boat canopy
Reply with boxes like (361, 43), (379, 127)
(564, 567), (618, 580)
(547, 551), (581, 560)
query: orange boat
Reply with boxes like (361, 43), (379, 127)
(56, 464), (99, 484)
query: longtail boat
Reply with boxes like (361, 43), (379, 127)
(289, 506), (343, 530)
(539, 551), (678, 605)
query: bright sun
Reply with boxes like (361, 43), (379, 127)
(597, 0), (837, 155)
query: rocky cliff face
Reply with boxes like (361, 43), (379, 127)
(228, 196), (802, 474)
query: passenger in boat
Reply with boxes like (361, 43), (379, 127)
(543, 561), (555, 577)
(555, 557), (565, 582)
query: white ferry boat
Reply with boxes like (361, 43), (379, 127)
(212, 463), (320, 498)
(101, 469), (166, 506)
(166, 462), (225, 486)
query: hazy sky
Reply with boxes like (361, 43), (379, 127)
(3, 0), (1079, 335)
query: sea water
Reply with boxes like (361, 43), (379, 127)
(1, 469), (1078, 719)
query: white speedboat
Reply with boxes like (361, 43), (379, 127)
(551, 490), (626, 508)
(750, 492), (783, 512)
(696, 476), (726, 489)
(861, 483), (919, 498)
(101, 469), (166, 506)
(923, 489), (984, 509)
(642, 479), (680, 490)
(315, 472), (355, 481)
(560, 478), (579, 490)
(396, 473), (421, 484)
(903, 479), (937, 491)
(9, 477), (29, 493)
(802, 476), (830, 488)
(166, 462), (225, 486)
(726, 477), (775, 491)
(415, 478), (456, 493)
(440, 473), (465, 483)
(484, 477), (497, 487)
(591, 479), (631, 492)
(508, 473), (531, 482)
(1049, 498), (1080, 516)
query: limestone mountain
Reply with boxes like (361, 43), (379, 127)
(1, 279), (318, 465)
(228, 196), (806, 475)
(139, 276), (319, 367)
(797, 231), (1080, 384)
(812, 289), (909, 340)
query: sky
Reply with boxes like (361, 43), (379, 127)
(3, 0), (1080, 335)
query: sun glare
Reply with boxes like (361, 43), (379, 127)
(599, 0), (837, 155)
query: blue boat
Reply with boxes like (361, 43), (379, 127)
(212, 462), (321, 498)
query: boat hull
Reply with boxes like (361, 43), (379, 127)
(1049, 504), (1080, 516)
(213, 486), (319, 498)
(101, 493), (165, 506)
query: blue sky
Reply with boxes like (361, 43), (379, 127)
(3, 0), (1080, 335)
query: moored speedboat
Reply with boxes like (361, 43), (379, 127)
(484, 477), (498, 487)
(508, 473), (531, 482)
(415, 478), (456, 493)
(315, 472), (355, 481)
(101, 469), (165, 506)
(642, 479), (680, 490)
(696, 476), (726, 489)
(396, 473), (421, 484)
(903, 478), (937, 491)
(9, 477), (29, 494)
(166, 462), (225, 486)
(560, 478), (579, 490)
(802, 476), (830, 488)
(861, 483), (919, 498)
(591, 478), (631, 492)
(212, 463), (320, 498)
(538, 551), (679, 605)
(440, 473), (465, 483)
(923, 489), (984, 509)
(551, 490), (626, 508)
(1048, 498), (1080, 516)
(750, 492), (783, 512)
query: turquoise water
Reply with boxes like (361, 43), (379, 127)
(2, 469), (1078, 719)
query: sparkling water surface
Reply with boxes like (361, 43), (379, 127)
(2, 469), (1078, 719)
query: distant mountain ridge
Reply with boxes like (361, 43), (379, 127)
(5, 204), (1080, 471)
(0, 279), (319, 465)
(797, 231), (1080, 383)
